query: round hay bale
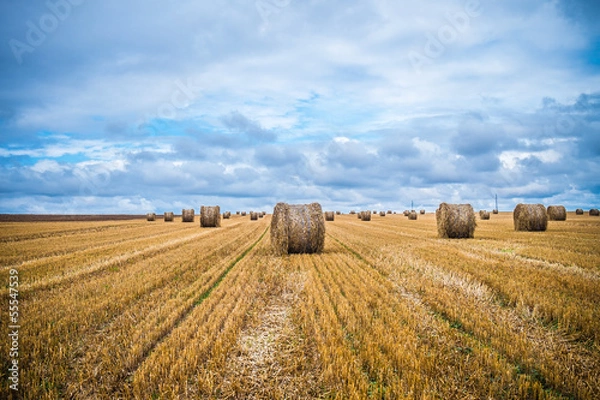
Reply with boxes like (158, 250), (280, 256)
(436, 203), (476, 238)
(259, 212), (264, 218)
(492, 209), (499, 214)
(547, 205), (566, 221)
(403, 210), (410, 216)
(590, 208), (599, 216)
(420, 209), (426, 215)
(336, 211), (341, 215)
(479, 210), (490, 220)
(379, 211), (386, 217)
(271, 202), (325, 255)
(223, 211), (231, 219)
(513, 204), (547, 232)
(250, 211), (259, 221)
(324, 211), (335, 221)
(387, 210), (392, 214)
(200, 206), (221, 228)
(241, 212), (247, 216)
(350, 210), (356, 215)
(164, 212), (174, 222)
(408, 211), (418, 220)
(357, 213), (362, 219)
(236, 211), (240, 215)
(182, 209), (195, 223)
(262, 211), (267, 216)
(575, 208), (584, 215)
(146, 213), (156, 222)
(360, 211), (371, 221)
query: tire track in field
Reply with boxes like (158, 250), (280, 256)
(64, 224), (268, 398)
(116, 226), (270, 395)
(19, 223), (241, 293)
(327, 233), (598, 400)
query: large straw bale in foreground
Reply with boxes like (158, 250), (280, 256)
(200, 206), (221, 227)
(182, 209), (195, 223)
(146, 213), (156, 221)
(324, 211), (335, 221)
(164, 212), (174, 222)
(513, 204), (547, 231)
(547, 205), (566, 221)
(436, 203), (476, 239)
(271, 203), (325, 255)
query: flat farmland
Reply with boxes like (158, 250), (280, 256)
(1, 213), (599, 399)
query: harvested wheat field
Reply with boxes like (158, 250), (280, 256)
(1, 212), (599, 399)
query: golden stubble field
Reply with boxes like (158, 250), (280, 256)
(1, 212), (599, 399)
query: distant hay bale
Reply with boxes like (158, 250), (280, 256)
(259, 212), (264, 218)
(223, 211), (231, 219)
(360, 211), (371, 221)
(350, 210), (356, 215)
(387, 210), (392, 214)
(236, 211), (240, 215)
(262, 211), (267, 216)
(200, 206), (221, 228)
(575, 209), (584, 215)
(590, 208), (599, 216)
(379, 211), (386, 217)
(250, 212), (259, 221)
(357, 213), (362, 219)
(372, 210), (377, 214)
(146, 213), (156, 221)
(436, 203), (476, 239)
(271, 202), (325, 255)
(492, 209), (499, 215)
(513, 204), (547, 232)
(324, 211), (335, 221)
(403, 210), (409, 216)
(182, 209), (195, 223)
(241, 212), (247, 216)
(420, 209), (426, 215)
(408, 211), (418, 220)
(164, 212), (174, 222)
(336, 211), (341, 215)
(547, 205), (566, 221)
(479, 210), (490, 220)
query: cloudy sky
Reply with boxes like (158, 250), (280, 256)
(1, 0), (599, 214)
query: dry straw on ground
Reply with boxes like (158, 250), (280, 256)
(324, 211), (335, 221)
(575, 209), (584, 215)
(547, 205), (567, 221)
(182, 209), (195, 223)
(408, 211), (418, 220)
(164, 212), (174, 222)
(360, 211), (372, 221)
(146, 213), (156, 222)
(479, 210), (491, 220)
(250, 212), (259, 221)
(271, 202), (325, 255)
(590, 208), (600, 216)
(200, 206), (221, 228)
(436, 203), (476, 239)
(513, 204), (547, 232)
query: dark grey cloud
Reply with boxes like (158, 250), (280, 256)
(220, 111), (277, 142)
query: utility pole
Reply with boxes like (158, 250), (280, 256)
(495, 194), (498, 212)
(411, 200), (413, 210)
